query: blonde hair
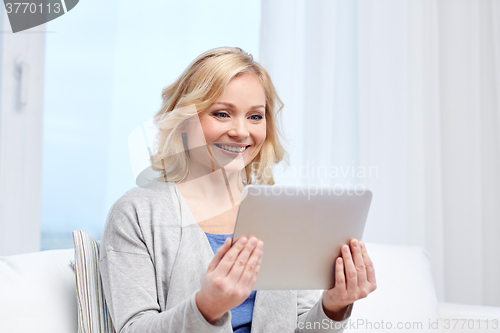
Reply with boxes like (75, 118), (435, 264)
(151, 47), (288, 185)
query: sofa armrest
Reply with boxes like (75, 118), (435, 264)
(438, 302), (500, 332)
(0, 249), (78, 333)
(344, 243), (439, 333)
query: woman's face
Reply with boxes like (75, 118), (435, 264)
(186, 72), (267, 173)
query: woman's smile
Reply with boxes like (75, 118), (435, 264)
(213, 143), (251, 155)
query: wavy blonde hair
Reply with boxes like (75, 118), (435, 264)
(151, 47), (288, 185)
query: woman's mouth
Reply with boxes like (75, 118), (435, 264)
(213, 143), (250, 154)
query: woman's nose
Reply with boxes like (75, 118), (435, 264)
(228, 118), (249, 138)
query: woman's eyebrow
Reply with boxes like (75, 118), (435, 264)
(214, 102), (265, 109)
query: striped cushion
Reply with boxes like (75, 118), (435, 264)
(73, 230), (115, 333)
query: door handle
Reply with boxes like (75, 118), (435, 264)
(15, 57), (29, 106)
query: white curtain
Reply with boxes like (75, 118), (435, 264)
(260, 0), (500, 307)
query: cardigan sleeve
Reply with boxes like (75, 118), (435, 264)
(296, 289), (352, 332)
(99, 191), (233, 333)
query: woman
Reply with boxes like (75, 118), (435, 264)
(100, 47), (377, 333)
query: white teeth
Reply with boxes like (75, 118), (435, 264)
(216, 144), (248, 153)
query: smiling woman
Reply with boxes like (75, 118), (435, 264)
(99, 47), (375, 333)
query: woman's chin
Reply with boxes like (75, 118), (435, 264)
(210, 146), (248, 170)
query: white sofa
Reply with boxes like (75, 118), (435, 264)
(1, 243), (499, 333)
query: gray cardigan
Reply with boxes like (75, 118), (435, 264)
(99, 182), (351, 332)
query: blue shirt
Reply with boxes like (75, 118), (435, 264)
(204, 233), (256, 333)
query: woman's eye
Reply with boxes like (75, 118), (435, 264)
(250, 114), (263, 121)
(212, 111), (229, 119)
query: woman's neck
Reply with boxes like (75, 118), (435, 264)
(177, 168), (243, 205)
(176, 169), (243, 232)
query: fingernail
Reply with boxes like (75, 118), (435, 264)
(250, 238), (257, 246)
(337, 257), (342, 265)
(353, 239), (358, 247)
(257, 241), (264, 250)
(239, 237), (248, 245)
(343, 245), (349, 253)
(359, 241), (364, 249)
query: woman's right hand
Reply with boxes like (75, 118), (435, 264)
(195, 236), (263, 324)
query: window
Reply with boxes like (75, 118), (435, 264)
(41, 0), (261, 250)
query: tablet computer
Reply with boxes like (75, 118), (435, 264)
(232, 185), (372, 290)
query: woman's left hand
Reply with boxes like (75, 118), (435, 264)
(322, 239), (377, 321)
